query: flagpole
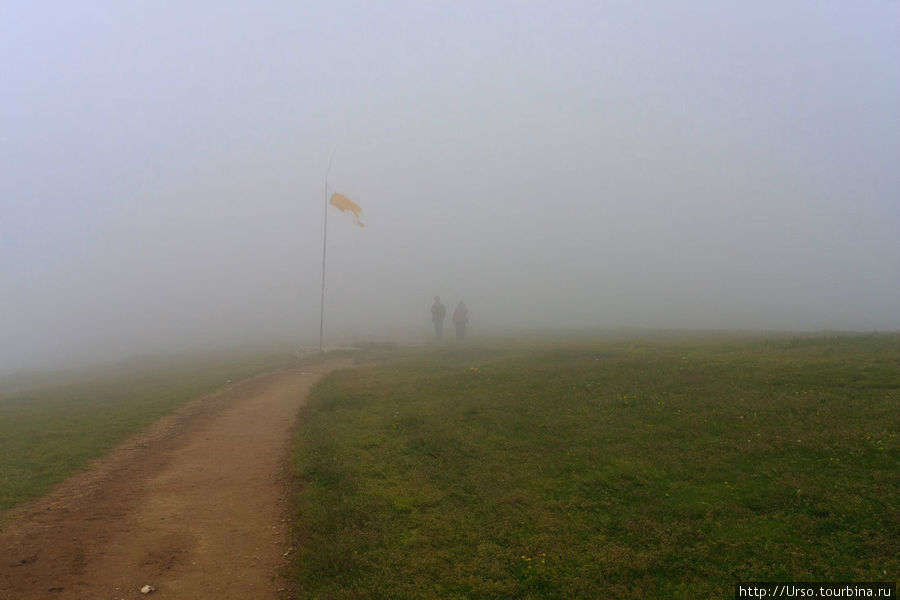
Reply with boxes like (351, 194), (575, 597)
(319, 149), (336, 354)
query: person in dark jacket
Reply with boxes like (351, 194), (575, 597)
(431, 296), (446, 341)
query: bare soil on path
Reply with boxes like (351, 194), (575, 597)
(0, 359), (349, 600)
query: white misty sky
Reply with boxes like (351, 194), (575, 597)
(2, 2), (899, 371)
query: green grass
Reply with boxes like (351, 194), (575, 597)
(287, 333), (899, 599)
(0, 350), (294, 515)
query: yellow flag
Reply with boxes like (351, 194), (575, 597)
(329, 193), (364, 227)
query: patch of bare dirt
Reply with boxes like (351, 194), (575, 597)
(0, 359), (349, 599)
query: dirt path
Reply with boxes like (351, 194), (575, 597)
(0, 359), (349, 600)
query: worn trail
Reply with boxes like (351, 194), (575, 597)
(0, 359), (347, 600)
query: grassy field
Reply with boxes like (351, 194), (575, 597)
(0, 350), (294, 515)
(287, 333), (899, 599)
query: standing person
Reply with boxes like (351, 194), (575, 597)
(453, 301), (469, 341)
(431, 296), (446, 341)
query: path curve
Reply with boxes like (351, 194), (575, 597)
(0, 359), (348, 599)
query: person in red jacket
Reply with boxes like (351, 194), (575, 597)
(452, 301), (469, 341)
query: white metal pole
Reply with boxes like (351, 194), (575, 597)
(319, 150), (336, 354)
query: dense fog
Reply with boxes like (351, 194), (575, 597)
(2, 2), (898, 373)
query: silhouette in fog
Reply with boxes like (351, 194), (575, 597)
(431, 296), (446, 341)
(453, 301), (469, 340)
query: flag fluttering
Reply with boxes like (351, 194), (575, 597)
(329, 193), (364, 227)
